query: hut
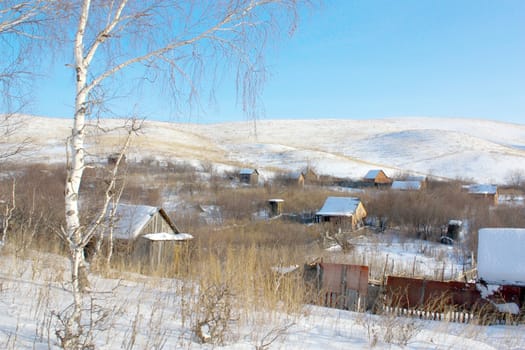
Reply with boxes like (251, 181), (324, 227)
(363, 169), (392, 187)
(316, 196), (367, 230)
(239, 168), (259, 185)
(391, 180), (422, 191)
(89, 203), (192, 268)
(465, 184), (498, 205)
(268, 198), (284, 217)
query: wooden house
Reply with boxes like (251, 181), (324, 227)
(283, 171), (305, 187)
(302, 167), (319, 184)
(268, 198), (284, 217)
(239, 168), (259, 185)
(363, 169), (392, 187)
(89, 203), (192, 268)
(316, 196), (367, 230)
(465, 184), (498, 205)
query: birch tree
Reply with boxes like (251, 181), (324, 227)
(54, 1), (307, 347)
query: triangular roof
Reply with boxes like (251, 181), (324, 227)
(316, 197), (362, 216)
(105, 203), (179, 240)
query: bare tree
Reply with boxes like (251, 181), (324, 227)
(50, 1), (308, 348)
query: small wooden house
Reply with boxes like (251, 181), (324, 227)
(90, 203), (192, 267)
(302, 167), (319, 184)
(268, 198), (284, 217)
(284, 171), (305, 187)
(465, 184), (498, 205)
(363, 169), (392, 187)
(239, 168), (259, 185)
(316, 196), (367, 230)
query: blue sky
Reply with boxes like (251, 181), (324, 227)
(32, 0), (525, 124)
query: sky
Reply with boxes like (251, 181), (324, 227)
(30, 0), (525, 125)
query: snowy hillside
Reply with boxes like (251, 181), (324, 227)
(7, 115), (525, 184)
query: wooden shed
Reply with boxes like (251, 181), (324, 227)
(239, 168), (259, 185)
(465, 184), (498, 205)
(363, 169), (392, 187)
(268, 198), (284, 217)
(90, 203), (192, 267)
(316, 196), (367, 230)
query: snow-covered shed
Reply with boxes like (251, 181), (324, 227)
(477, 228), (525, 286)
(239, 168), (259, 185)
(91, 203), (192, 267)
(316, 196), (367, 229)
(465, 184), (498, 205)
(363, 169), (392, 187)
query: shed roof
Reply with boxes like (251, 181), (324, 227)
(391, 180), (422, 190)
(467, 184), (497, 195)
(240, 168), (258, 175)
(316, 197), (362, 217)
(142, 232), (194, 241)
(364, 169), (382, 179)
(105, 203), (179, 240)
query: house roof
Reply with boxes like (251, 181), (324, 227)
(316, 197), (362, 217)
(391, 180), (422, 190)
(105, 203), (179, 240)
(240, 168), (257, 175)
(364, 169), (382, 179)
(467, 184), (498, 195)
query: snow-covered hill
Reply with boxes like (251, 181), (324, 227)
(8, 115), (525, 184)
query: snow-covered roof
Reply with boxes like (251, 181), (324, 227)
(364, 169), (381, 179)
(105, 203), (177, 240)
(268, 198), (284, 202)
(477, 228), (525, 286)
(467, 184), (497, 195)
(391, 180), (422, 190)
(239, 168), (257, 175)
(316, 197), (362, 216)
(142, 232), (193, 241)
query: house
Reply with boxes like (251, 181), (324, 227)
(465, 184), (498, 205)
(282, 171), (305, 187)
(268, 198), (284, 217)
(363, 169), (392, 187)
(301, 167), (319, 183)
(239, 168), (259, 185)
(316, 196), (367, 230)
(89, 203), (192, 267)
(391, 180), (422, 191)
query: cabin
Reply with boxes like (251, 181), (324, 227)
(316, 196), (367, 230)
(268, 198), (284, 217)
(239, 168), (259, 185)
(363, 169), (392, 188)
(301, 167), (319, 184)
(465, 184), (498, 205)
(88, 203), (192, 268)
(282, 172), (305, 187)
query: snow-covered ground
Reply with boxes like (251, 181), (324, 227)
(1, 252), (524, 350)
(6, 115), (525, 184)
(2, 115), (525, 348)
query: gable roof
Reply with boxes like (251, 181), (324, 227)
(391, 180), (422, 190)
(467, 184), (498, 195)
(316, 197), (362, 217)
(364, 169), (382, 179)
(106, 203), (179, 240)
